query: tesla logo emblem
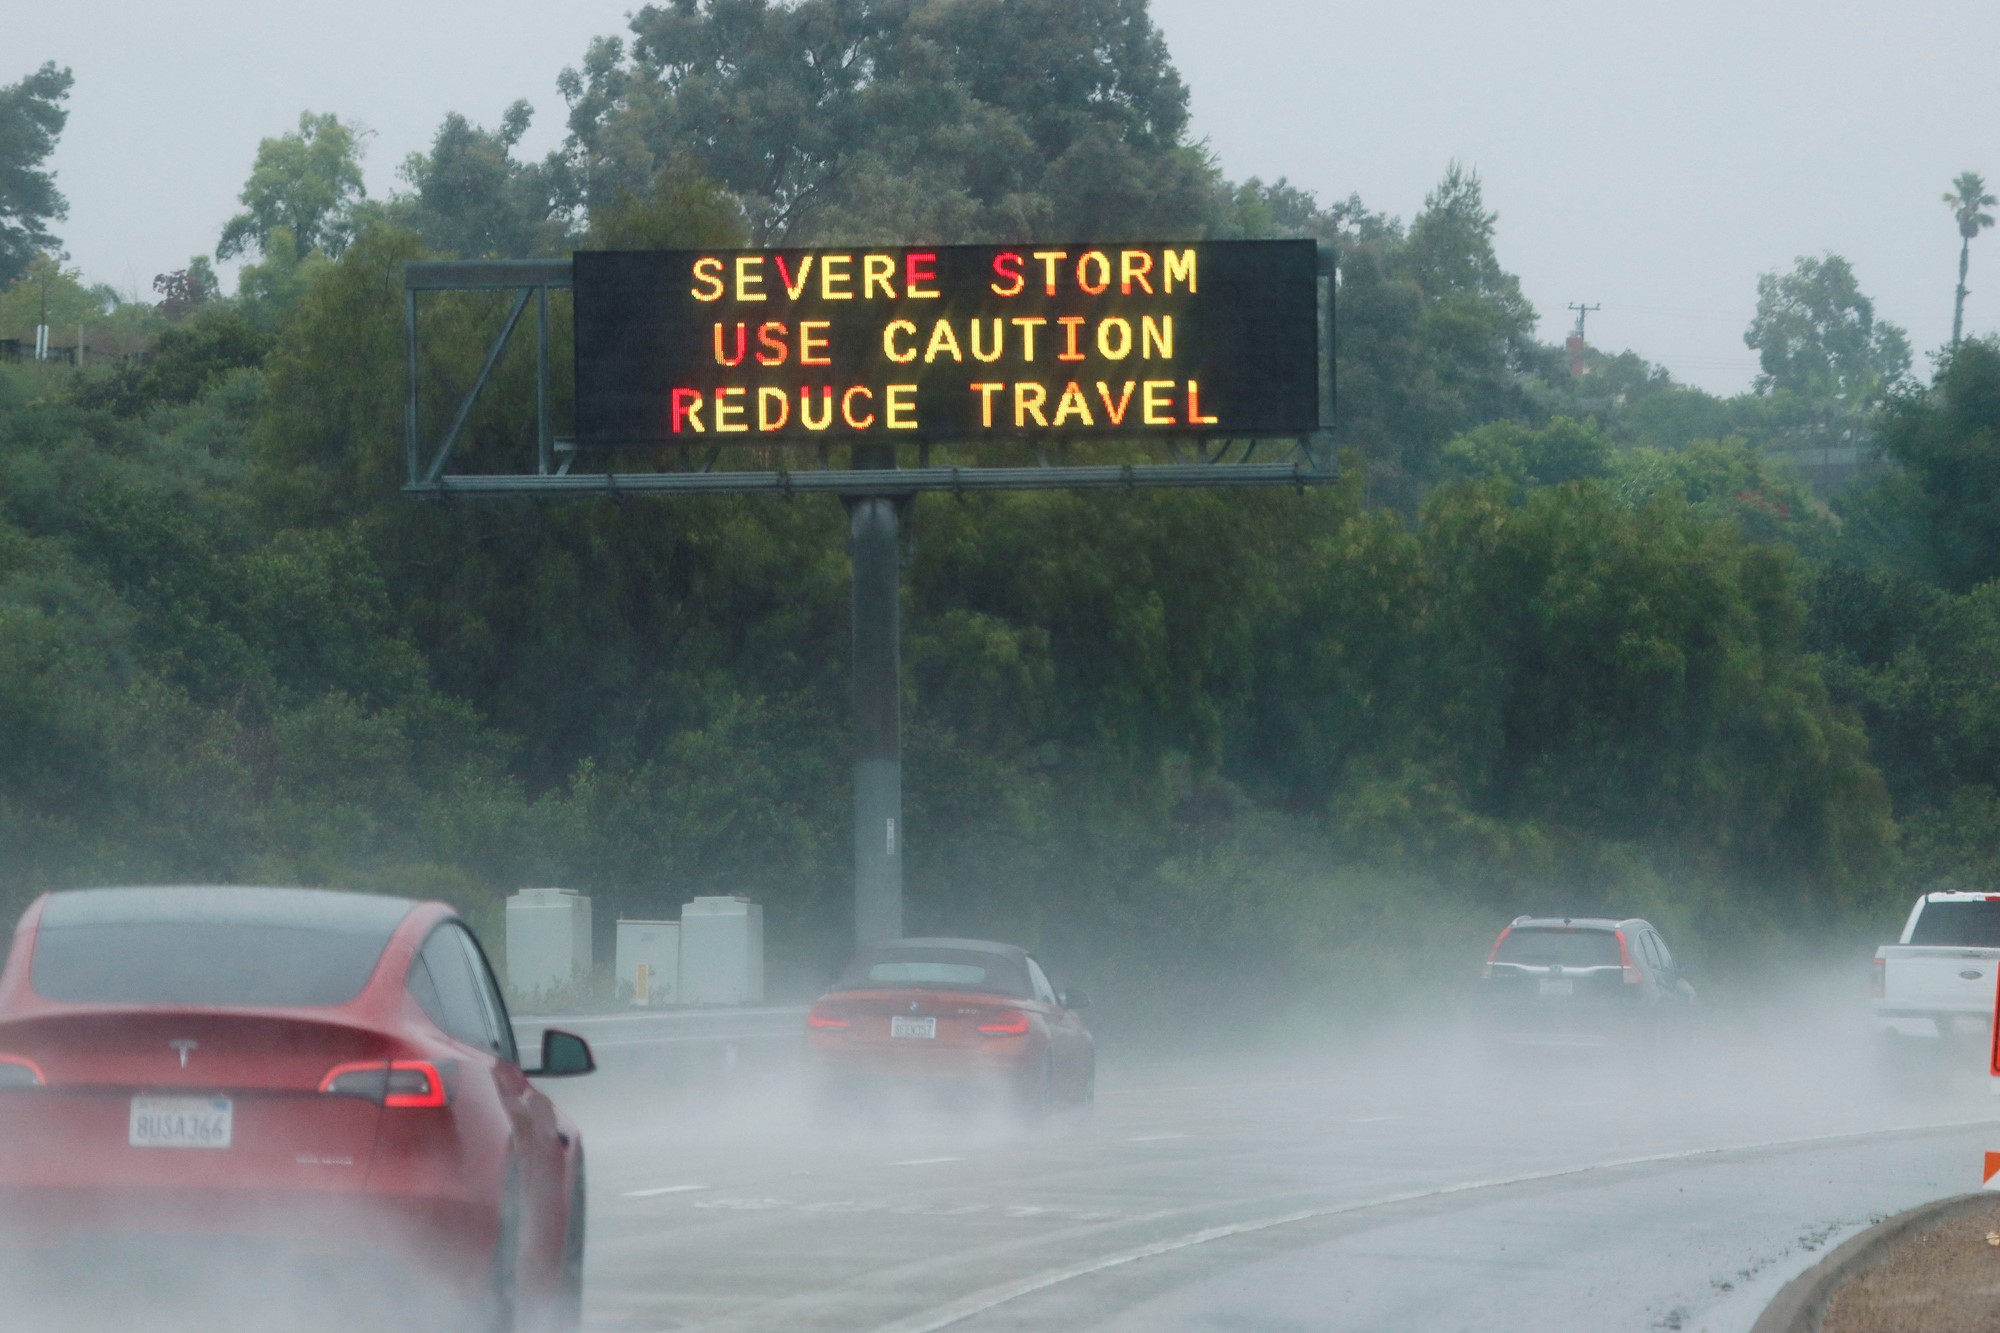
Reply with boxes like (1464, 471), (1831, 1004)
(169, 1039), (199, 1068)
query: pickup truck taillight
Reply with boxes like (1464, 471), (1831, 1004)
(1871, 957), (1885, 1000)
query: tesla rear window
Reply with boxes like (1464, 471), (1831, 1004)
(1492, 928), (1623, 968)
(1908, 900), (2000, 948)
(31, 923), (391, 1007)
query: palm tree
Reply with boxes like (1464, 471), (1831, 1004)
(1945, 171), (1997, 346)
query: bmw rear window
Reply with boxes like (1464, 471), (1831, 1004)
(29, 889), (410, 1007)
(1492, 928), (1622, 968)
(833, 949), (1032, 997)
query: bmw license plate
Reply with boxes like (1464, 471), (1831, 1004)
(890, 1016), (936, 1039)
(129, 1096), (233, 1149)
(1538, 978), (1574, 998)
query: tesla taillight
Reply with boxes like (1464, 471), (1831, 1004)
(977, 1010), (1030, 1035)
(1614, 930), (1642, 985)
(0, 1055), (44, 1088)
(807, 1005), (850, 1029)
(319, 1060), (448, 1107)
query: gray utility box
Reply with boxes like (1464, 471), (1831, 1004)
(679, 896), (764, 1005)
(615, 919), (680, 1006)
(504, 888), (593, 997)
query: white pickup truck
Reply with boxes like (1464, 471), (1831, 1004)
(1873, 892), (2000, 1038)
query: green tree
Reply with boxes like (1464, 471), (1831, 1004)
(217, 112), (368, 263)
(1865, 336), (2000, 591)
(1329, 167), (1540, 504)
(0, 252), (112, 344)
(1945, 171), (1996, 347)
(553, 0), (1215, 244)
(1745, 253), (1910, 412)
(0, 62), (71, 285)
(392, 102), (570, 258)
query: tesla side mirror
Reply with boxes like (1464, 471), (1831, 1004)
(1059, 987), (1093, 1011)
(531, 1029), (596, 1077)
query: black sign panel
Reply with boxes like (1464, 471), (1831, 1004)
(573, 241), (1318, 445)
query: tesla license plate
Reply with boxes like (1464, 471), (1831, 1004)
(129, 1096), (233, 1149)
(1538, 978), (1574, 998)
(890, 1016), (936, 1039)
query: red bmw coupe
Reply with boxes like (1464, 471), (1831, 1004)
(807, 937), (1094, 1116)
(0, 886), (594, 1330)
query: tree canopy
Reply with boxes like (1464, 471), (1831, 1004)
(552, 0), (1215, 244)
(217, 112), (368, 263)
(0, 62), (72, 285)
(1745, 253), (1911, 411)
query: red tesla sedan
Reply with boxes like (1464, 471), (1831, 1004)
(0, 886), (594, 1330)
(806, 937), (1094, 1115)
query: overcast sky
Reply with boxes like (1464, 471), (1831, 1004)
(14, 0), (2000, 395)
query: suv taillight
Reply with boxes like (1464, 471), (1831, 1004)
(320, 1060), (448, 1107)
(1482, 927), (1513, 980)
(1614, 929), (1643, 985)
(1871, 957), (1885, 1000)
(0, 1055), (45, 1089)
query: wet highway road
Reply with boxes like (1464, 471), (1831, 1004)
(526, 1003), (2000, 1333)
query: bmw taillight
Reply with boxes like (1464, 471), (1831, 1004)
(319, 1060), (449, 1107)
(977, 1010), (1030, 1035)
(1871, 957), (1886, 1000)
(806, 1004), (851, 1029)
(1614, 930), (1642, 985)
(1482, 927), (1513, 980)
(0, 1054), (45, 1089)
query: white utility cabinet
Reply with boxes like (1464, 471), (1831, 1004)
(615, 918), (680, 1006)
(679, 896), (764, 1005)
(505, 887), (593, 997)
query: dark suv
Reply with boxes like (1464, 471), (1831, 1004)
(1478, 916), (1696, 1048)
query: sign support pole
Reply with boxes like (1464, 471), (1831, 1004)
(849, 448), (905, 947)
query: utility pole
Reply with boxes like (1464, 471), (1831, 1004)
(1565, 303), (1599, 379)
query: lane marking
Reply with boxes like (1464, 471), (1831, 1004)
(1349, 1115), (1404, 1124)
(512, 1006), (807, 1027)
(590, 1033), (798, 1048)
(1100, 1075), (1344, 1097)
(865, 1115), (2000, 1333)
(891, 1156), (964, 1167)
(623, 1185), (709, 1198)
(1127, 1133), (1192, 1142)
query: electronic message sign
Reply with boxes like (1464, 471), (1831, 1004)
(573, 241), (1319, 446)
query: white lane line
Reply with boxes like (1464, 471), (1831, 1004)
(891, 1156), (964, 1167)
(865, 1115), (2000, 1333)
(513, 1006), (808, 1027)
(622, 1185), (709, 1198)
(590, 1033), (798, 1048)
(1349, 1115), (1404, 1124)
(1127, 1133), (1192, 1142)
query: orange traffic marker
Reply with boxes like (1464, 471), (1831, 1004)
(1983, 1152), (2000, 1190)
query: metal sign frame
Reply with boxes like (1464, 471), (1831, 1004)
(403, 247), (1337, 946)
